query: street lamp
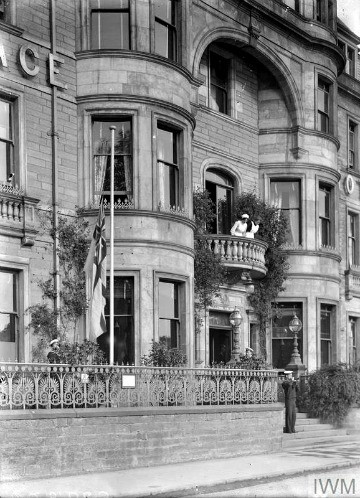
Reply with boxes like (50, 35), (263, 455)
(228, 306), (242, 364)
(286, 313), (305, 378)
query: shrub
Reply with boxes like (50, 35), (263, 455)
(306, 363), (360, 426)
(57, 340), (106, 365)
(141, 339), (187, 367)
(210, 354), (271, 370)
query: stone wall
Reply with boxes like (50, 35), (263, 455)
(0, 404), (284, 482)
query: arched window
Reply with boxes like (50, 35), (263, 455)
(205, 168), (233, 235)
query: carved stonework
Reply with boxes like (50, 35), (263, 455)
(248, 13), (262, 44)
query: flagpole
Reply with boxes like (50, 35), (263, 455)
(109, 125), (116, 365)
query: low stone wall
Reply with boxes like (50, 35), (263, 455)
(0, 404), (284, 482)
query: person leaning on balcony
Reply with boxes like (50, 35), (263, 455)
(231, 214), (259, 238)
(282, 370), (298, 434)
(47, 338), (61, 364)
(230, 214), (249, 236)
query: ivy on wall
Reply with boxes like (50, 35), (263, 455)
(233, 191), (290, 359)
(28, 210), (90, 361)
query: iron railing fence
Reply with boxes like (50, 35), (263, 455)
(0, 363), (279, 410)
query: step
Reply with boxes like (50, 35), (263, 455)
(295, 423), (334, 432)
(287, 428), (348, 439)
(282, 433), (355, 449)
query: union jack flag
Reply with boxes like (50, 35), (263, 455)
(85, 202), (107, 338)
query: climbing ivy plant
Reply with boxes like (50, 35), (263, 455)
(233, 191), (290, 359)
(28, 211), (91, 361)
(193, 188), (227, 324)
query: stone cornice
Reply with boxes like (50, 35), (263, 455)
(259, 126), (341, 151)
(284, 248), (342, 263)
(259, 163), (341, 182)
(75, 50), (203, 87)
(76, 94), (196, 129)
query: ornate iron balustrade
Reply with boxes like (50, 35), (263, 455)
(200, 235), (268, 279)
(0, 363), (279, 410)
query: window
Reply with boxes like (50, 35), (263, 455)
(270, 180), (301, 245)
(159, 280), (180, 349)
(0, 97), (14, 185)
(0, 269), (18, 361)
(209, 311), (232, 364)
(157, 123), (179, 209)
(319, 183), (332, 247)
(93, 118), (132, 205)
(349, 121), (357, 169)
(338, 40), (356, 77)
(90, 0), (130, 50)
(271, 303), (303, 369)
(316, 0), (335, 28)
(205, 169), (233, 235)
(209, 51), (228, 114)
(349, 317), (357, 365)
(320, 304), (334, 365)
(348, 213), (358, 266)
(317, 78), (330, 133)
(282, 0), (300, 12)
(97, 276), (134, 365)
(154, 0), (178, 61)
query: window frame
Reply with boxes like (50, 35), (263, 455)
(316, 0), (335, 29)
(92, 115), (133, 206)
(318, 181), (334, 248)
(347, 211), (358, 267)
(154, 272), (189, 361)
(271, 301), (304, 369)
(349, 316), (358, 365)
(270, 179), (302, 246)
(89, 0), (131, 51)
(317, 77), (331, 134)
(156, 121), (182, 210)
(319, 302), (336, 366)
(0, 95), (15, 186)
(338, 39), (356, 77)
(205, 168), (234, 235)
(153, 0), (179, 62)
(348, 120), (357, 169)
(208, 49), (229, 115)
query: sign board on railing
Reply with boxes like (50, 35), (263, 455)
(122, 374), (136, 388)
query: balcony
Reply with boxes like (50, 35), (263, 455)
(200, 235), (268, 279)
(345, 265), (360, 300)
(0, 184), (40, 246)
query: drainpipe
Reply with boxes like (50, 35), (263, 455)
(49, 0), (61, 326)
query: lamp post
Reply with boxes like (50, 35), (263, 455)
(285, 313), (306, 378)
(228, 306), (242, 365)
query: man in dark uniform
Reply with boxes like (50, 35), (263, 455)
(282, 370), (298, 433)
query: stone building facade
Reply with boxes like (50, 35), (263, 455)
(0, 0), (359, 372)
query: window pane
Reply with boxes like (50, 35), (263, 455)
(159, 318), (179, 348)
(157, 128), (176, 164)
(270, 181), (301, 245)
(154, 0), (174, 23)
(91, 11), (129, 50)
(0, 141), (9, 182)
(159, 281), (178, 318)
(0, 271), (15, 312)
(0, 314), (15, 342)
(0, 100), (10, 140)
(319, 187), (330, 218)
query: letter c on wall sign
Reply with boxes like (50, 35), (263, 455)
(19, 45), (40, 77)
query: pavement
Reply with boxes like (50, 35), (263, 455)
(0, 440), (360, 498)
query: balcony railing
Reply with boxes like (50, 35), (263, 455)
(0, 363), (279, 410)
(0, 184), (39, 246)
(200, 235), (268, 278)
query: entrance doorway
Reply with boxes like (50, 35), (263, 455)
(209, 328), (232, 364)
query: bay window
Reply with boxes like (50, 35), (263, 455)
(93, 117), (132, 205)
